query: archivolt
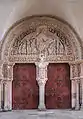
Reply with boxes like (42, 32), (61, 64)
(0, 15), (83, 63)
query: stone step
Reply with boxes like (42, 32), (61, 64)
(0, 110), (82, 119)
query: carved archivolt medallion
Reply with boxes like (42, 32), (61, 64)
(0, 16), (83, 63)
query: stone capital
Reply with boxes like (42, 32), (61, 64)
(37, 78), (47, 86)
(35, 62), (49, 67)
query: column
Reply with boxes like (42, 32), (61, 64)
(0, 62), (4, 110)
(2, 63), (14, 111)
(38, 81), (46, 110)
(1, 81), (4, 110)
(36, 63), (48, 110)
(71, 80), (76, 109)
(4, 80), (12, 111)
(75, 79), (80, 110)
(81, 78), (83, 109)
(35, 54), (48, 110)
(70, 64), (76, 109)
(80, 63), (83, 109)
(70, 63), (80, 110)
(0, 80), (3, 111)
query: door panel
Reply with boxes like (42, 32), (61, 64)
(45, 63), (71, 109)
(12, 63), (39, 109)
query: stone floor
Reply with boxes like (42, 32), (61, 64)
(0, 110), (83, 119)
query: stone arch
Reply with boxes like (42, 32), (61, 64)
(0, 15), (83, 62)
(0, 15), (83, 111)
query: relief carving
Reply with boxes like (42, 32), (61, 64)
(71, 64), (81, 78)
(0, 16), (82, 63)
(11, 27), (72, 58)
(35, 53), (48, 85)
(0, 16), (82, 83)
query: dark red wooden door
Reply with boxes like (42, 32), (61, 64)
(45, 63), (71, 109)
(12, 63), (39, 109)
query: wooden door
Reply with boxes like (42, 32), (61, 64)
(12, 63), (39, 109)
(45, 63), (71, 109)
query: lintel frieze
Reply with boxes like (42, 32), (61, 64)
(8, 55), (74, 63)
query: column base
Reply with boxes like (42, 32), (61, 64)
(38, 105), (46, 111)
(1, 109), (12, 112)
(38, 108), (46, 111)
(71, 107), (75, 110)
(0, 108), (3, 112)
(75, 105), (80, 110)
(80, 104), (83, 110)
(4, 106), (12, 111)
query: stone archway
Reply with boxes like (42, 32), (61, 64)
(0, 15), (83, 111)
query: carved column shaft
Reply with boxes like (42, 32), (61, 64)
(0, 62), (4, 110)
(80, 63), (83, 109)
(70, 64), (76, 109)
(71, 80), (76, 109)
(0, 81), (3, 110)
(0, 62), (3, 80)
(75, 79), (80, 110)
(2, 63), (14, 110)
(70, 63), (80, 110)
(75, 64), (80, 110)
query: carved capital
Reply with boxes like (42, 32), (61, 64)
(80, 63), (83, 77)
(2, 63), (14, 80)
(70, 63), (81, 79)
(35, 62), (49, 68)
(76, 79), (80, 83)
(37, 79), (47, 86)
